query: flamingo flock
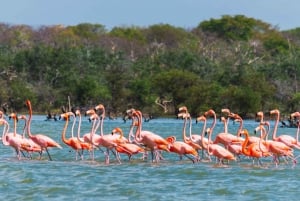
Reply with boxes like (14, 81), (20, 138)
(0, 100), (300, 168)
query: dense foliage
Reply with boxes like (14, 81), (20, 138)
(1, 15), (300, 118)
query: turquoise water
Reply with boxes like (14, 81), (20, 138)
(0, 115), (299, 201)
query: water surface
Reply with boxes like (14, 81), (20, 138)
(0, 115), (299, 201)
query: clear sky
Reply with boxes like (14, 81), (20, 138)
(0, 0), (299, 31)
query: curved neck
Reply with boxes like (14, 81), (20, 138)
(77, 113), (82, 139)
(236, 119), (243, 136)
(296, 121), (300, 143)
(128, 123), (135, 143)
(182, 116), (188, 142)
(241, 132), (250, 155)
(259, 125), (267, 140)
(188, 116), (193, 138)
(27, 103), (34, 138)
(71, 114), (76, 138)
(272, 112), (279, 141)
(13, 117), (17, 137)
(224, 118), (228, 133)
(200, 118), (207, 150)
(99, 116), (104, 136)
(62, 115), (69, 144)
(207, 125), (213, 154)
(21, 118), (27, 138)
(98, 108), (105, 136)
(209, 112), (216, 135)
(1, 120), (10, 146)
(134, 112), (143, 143)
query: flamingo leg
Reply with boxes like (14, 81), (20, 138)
(105, 148), (110, 164)
(45, 148), (52, 161)
(184, 154), (197, 163)
(110, 149), (121, 164)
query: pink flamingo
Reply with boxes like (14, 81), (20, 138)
(200, 113), (236, 164)
(177, 106), (202, 153)
(17, 115), (42, 157)
(60, 112), (92, 160)
(239, 129), (272, 166)
(81, 109), (102, 145)
(126, 108), (170, 162)
(206, 135), (236, 164)
(79, 109), (102, 160)
(204, 109), (244, 148)
(91, 104), (129, 164)
(60, 112), (83, 160)
(165, 135), (199, 163)
(2, 113), (31, 159)
(270, 109), (300, 149)
(226, 118), (244, 160)
(255, 122), (295, 166)
(111, 127), (145, 161)
(25, 100), (62, 161)
(73, 109), (93, 157)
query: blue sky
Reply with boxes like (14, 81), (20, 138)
(0, 0), (299, 30)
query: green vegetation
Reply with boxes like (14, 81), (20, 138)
(1, 15), (300, 118)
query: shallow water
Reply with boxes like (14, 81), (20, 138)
(0, 115), (299, 201)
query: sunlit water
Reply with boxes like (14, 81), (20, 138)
(0, 115), (299, 201)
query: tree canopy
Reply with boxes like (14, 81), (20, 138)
(0, 15), (300, 118)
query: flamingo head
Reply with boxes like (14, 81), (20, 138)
(239, 129), (248, 137)
(88, 113), (99, 122)
(270, 109), (279, 115)
(178, 106), (188, 113)
(204, 109), (215, 117)
(95, 104), (104, 111)
(165, 136), (176, 144)
(59, 113), (70, 121)
(25, 100), (31, 107)
(228, 113), (242, 120)
(177, 112), (190, 119)
(111, 127), (122, 135)
(196, 115), (206, 124)
(85, 109), (96, 116)
(8, 113), (18, 122)
(221, 108), (230, 115)
(290, 111), (300, 119)
(125, 108), (135, 117)
(256, 111), (264, 118)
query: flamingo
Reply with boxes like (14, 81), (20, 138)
(73, 109), (93, 156)
(239, 129), (272, 166)
(17, 115), (42, 157)
(81, 109), (102, 145)
(126, 108), (170, 162)
(228, 112), (262, 147)
(200, 114), (236, 164)
(25, 99), (62, 161)
(204, 109), (244, 148)
(177, 106), (202, 153)
(196, 115), (212, 161)
(226, 118), (244, 160)
(79, 109), (102, 160)
(90, 104), (130, 164)
(60, 112), (93, 160)
(255, 122), (295, 166)
(2, 113), (32, 160)
(165, 135), (199, 163)
(270, 109), (300, 149)
(111, 127), (145, 161)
